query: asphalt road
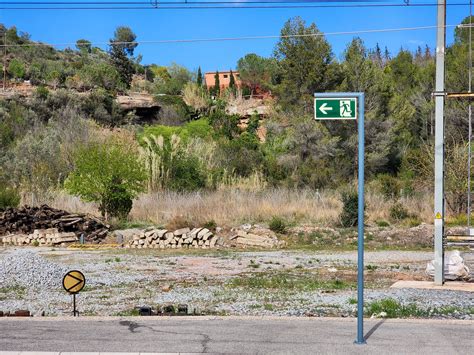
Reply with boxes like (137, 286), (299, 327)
(0, 316), (473, 354)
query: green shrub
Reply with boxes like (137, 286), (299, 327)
(269, 216), (287, 234)
(203, 220), (217, 230)
(101, 180), (133, 219)
(168, 155), (206, 191)
(0, 186), (21, 210)
(65, 141), (146, 219)
(376, 174), (401, 198)
(340, 191), (359, 227)
(405, 217), (422, 227)
(375, 219), (390, 227)
(389, 202), (410, 221)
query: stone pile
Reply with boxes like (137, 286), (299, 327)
(124, 227), (220, 249)
(230, 225), (286, 248)
(1, 228), (78, 246)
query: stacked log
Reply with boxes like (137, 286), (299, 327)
(2, 228), (78, 246)
(125, 227), (219, 249)
(0, 205), (109, 243)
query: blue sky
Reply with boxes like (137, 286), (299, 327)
(0, 2), (471, 72)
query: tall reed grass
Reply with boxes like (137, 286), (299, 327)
(35, 188), (433, 228)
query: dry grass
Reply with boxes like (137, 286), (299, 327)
(37, 188), (433, 228)
(130, 189), (341, 227)
(366, 191), (432, 224)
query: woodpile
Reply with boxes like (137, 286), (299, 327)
(2, 228), (78, 246)
(122, 227), (220, 249)
(0, 205), (109, 243)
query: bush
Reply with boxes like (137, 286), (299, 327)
(340, 191), (359, 227)
(101, 179), (133, 219)
(0, 185), (21, 210)
(65, 141), (146, 219)
(389, 202), (410, 221)
(375, 220), (390, 227)
(203, 220), (217, 230)
(376, 174), (401, 198)
(269, 216), (287, 234)
(168, 155), (206, 191)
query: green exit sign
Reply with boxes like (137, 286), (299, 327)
(314, 97), (357, 120)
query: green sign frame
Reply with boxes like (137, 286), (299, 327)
(314, 97), (357, 120)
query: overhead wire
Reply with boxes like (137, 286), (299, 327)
(2, 1), (474, 9)
(0, 24), (464, 48)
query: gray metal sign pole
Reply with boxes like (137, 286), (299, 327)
(314, 92), (365, 344)
(434, 0), (446, 285)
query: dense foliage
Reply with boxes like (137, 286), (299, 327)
(1, 16), (473, 217)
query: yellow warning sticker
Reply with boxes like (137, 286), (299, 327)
(435, 212), (442, 219)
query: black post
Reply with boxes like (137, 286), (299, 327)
(73, 294), (77, 317)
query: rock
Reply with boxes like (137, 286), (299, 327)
(241, 224), (252, 231)
(174, 228), (190, 236)
(197, 228), (210, 239)
(161, 284), (172, 292)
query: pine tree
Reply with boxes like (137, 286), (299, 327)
(424, 45), (432, 60)
(197, 66), (203, 86)
(372, 43), (383, 68)
(214, 70), (220, 96)
(415, 46), (423, 62)
(384, 46), (391, 63)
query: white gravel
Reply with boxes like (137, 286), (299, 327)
(0, 247), (473, 319)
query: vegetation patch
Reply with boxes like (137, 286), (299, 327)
(227, 271), (353, 291)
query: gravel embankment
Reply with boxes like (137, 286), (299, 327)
(0, 247), (472, 318)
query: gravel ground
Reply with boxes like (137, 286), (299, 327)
(0, 247), (473, 319)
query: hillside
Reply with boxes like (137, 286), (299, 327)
(0, 16), (473, 229)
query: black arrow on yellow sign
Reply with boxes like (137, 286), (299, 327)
(62, 270), (86, 294)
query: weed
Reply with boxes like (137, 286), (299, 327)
(348, 298), (357, 305)
(228, 272), (353, 291)
(114, 308), (140, 316)
(0, 285), (26, 300)
(32, 240), (40, 247)
(203, 219), (217, 231)
(389, 202), (409, 221)
(248, 260), (260, 269)
(269, 216), (287, 234)
(375, 220), (390, 227)
(264, 303), (274, 311)
(366, 264), (378, 271)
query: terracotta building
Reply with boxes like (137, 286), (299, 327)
(204, 71), (241, 91)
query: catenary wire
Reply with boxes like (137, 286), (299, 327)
(2, 2), (474, 9)
(0, 24), (464, 47)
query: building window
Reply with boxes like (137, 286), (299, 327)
(223, 74), (228, 78)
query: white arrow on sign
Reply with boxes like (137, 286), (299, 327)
(319, 103), (333, 115)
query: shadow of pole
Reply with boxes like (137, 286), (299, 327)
(364, 319), (386, 341)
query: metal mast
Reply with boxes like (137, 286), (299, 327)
(434, 0), (446, 285)
(467, 1), (473, 231)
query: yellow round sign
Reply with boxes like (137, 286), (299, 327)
(62, 270), (86, 294)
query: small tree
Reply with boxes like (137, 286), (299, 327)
(8, 59), (25, 80)
(76, 39), (92, 54)
(197, 66), (203, 86)
(229, 69), (236, 92)
(65, 141), (146, 219)
(213, 70), (220, 96)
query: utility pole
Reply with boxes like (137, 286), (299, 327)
(434, 0), (446, 285)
